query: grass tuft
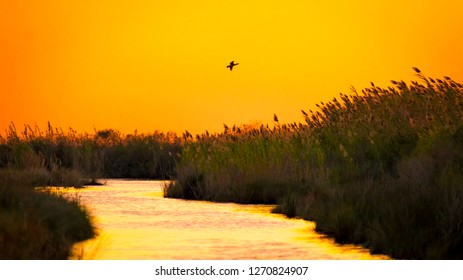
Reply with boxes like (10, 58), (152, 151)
(0, 171), (96, 259)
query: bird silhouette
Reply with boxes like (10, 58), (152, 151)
(226, 60), (239, 71)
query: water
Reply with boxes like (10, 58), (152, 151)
(67, 179), (388, 260)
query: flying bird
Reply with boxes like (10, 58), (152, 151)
(226, 60), (239, 71)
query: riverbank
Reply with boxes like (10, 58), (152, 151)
(165, 70), (463, 259)
(0, 169), (96, 259)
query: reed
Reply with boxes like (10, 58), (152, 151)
(166, 69), (463, 259)
(0, 124), (181, 181)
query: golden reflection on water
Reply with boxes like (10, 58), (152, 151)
(64, 180), (389, 260)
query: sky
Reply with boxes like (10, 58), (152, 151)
(1, 0), (463, 135)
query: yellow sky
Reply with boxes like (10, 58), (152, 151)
(1, 0), (463, 135)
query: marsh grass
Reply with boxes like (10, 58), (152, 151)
(0, 124), (181, 181)
(166, 69), (463, 259)
(0, 171), (96, 259)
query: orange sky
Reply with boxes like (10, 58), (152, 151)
(1, 0), (463, 135)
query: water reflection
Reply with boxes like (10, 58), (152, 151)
(67, 180), (388, 260)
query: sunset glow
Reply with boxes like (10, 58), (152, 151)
(2, 0), (463, 135)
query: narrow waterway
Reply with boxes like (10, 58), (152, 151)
(68, 179), (388, 260)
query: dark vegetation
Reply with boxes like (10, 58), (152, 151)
(0, 124), (181, 181)
(165, 69), (463, 259)
(0, 170), (95, 259)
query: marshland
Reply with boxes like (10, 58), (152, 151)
(1, 70), (463, 259)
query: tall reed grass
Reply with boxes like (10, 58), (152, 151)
(166, 69), (463, 259)
(0, 124), (181, 182)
